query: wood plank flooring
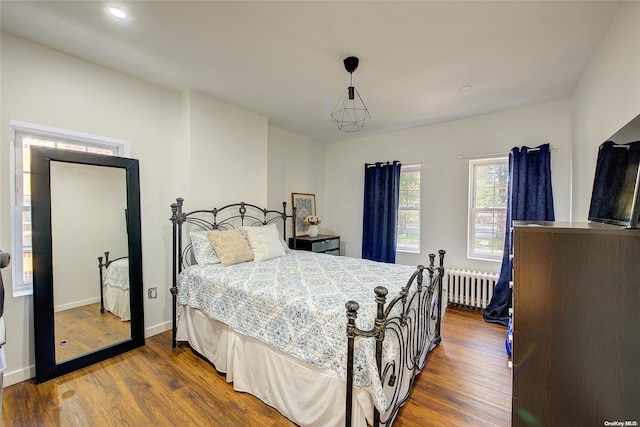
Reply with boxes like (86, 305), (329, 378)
(55, 303), (131, 362)
(2, 306), (511, 426)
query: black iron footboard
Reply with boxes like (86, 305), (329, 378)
(345, 250), (445, 427)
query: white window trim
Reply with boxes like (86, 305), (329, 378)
(397, 162), (421, 254)
(9, 120), (130, 296)
(467, 157), (508, 262)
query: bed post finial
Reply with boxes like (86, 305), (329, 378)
(374, 286), (388, 303)
(171, 198), (187, 225)
(171, 198), (183, 222)
(374, 286), (388, 339)
(346, 301), (359, 331)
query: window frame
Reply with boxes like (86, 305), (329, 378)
(10, 120), (130, 296)
(396, 162), (421, 254)
(467, 157), (509, 262)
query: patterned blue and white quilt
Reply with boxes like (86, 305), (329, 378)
(176, 250), (421, 410)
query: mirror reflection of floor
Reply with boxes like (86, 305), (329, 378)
(55, 302), (131, 363)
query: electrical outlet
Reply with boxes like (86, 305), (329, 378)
(148, 287), (157, 299)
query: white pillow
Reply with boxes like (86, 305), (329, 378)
(190, 231), (220, 265)
(244, 224), (287, 261)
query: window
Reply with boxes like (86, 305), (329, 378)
(10, 121), (129, 296)
(397, 163), (421, 253)
(468, 158), (508, 261)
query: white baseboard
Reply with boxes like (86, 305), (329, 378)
(55, 297), (101, 312)
(144, 320), (172, 338)
(3, 321), (173, 388)
(3, 365), (35, 387)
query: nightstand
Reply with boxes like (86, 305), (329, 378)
(289, 235), (340, 255)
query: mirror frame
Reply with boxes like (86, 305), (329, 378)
(31, 146), (144, 383)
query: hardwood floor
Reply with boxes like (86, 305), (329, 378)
(2, 307), (511, 426)
(394, 308), (512, 427)
(55, 302), (131, 362)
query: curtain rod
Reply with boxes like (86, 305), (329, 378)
(365, 160), (426, 167)
(458, 145), (557, 160)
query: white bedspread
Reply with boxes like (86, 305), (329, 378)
(103, 258), (129, 289)
(176, 251), (419, 410)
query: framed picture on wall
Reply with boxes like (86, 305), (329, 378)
(291, 192), (316, 236)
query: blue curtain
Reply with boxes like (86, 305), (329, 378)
(362, 161), (401, 263)
(483, 144), (555, 326)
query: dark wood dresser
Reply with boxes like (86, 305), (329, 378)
(511, 222), (640, 426)
(289, 235), (340, 255)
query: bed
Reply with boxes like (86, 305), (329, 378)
(169, 198), (445, 427)
(97, 251), (130, 321)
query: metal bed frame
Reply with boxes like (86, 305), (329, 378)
(97, 251), (128, 314)
(346, 251), (445, 426)
(169, 197), (445, 427)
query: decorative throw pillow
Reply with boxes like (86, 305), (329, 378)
(239, 225), (291, 254)
(207, 229), (254, 266)
(190, 231), (220, 265)
(244, 224), (287, 261)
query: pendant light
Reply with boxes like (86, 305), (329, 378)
(331, 56), (371, 132)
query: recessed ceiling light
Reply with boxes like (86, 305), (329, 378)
(108, 7), (127, 19)
(460, 85), (474, 92)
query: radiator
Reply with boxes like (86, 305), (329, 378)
(445, 268), (499, 309)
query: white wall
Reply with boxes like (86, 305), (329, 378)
(325, 101), (573, 272)
(322, 1), (639, 283)
(187, 90), (269, 208)
(571, 1), (640, 221)
(267, 126), (325, 237)
(0, 32), (293, 386)
(0, 32), (184, 385)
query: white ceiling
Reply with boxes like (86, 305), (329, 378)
(0, 1), (622, 143)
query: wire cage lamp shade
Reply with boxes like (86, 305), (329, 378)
(331, 56), (371, 132)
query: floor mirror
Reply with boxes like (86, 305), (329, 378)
(31, 146), (144, 383)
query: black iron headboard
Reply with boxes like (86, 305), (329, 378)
(168, 197), (296, 347)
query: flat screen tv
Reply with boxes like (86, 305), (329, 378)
(588, 114), (640, 228)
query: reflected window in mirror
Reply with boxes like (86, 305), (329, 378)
(10, 121), (129, 296)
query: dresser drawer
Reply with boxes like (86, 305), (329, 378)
(312, 237), (339, 252)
